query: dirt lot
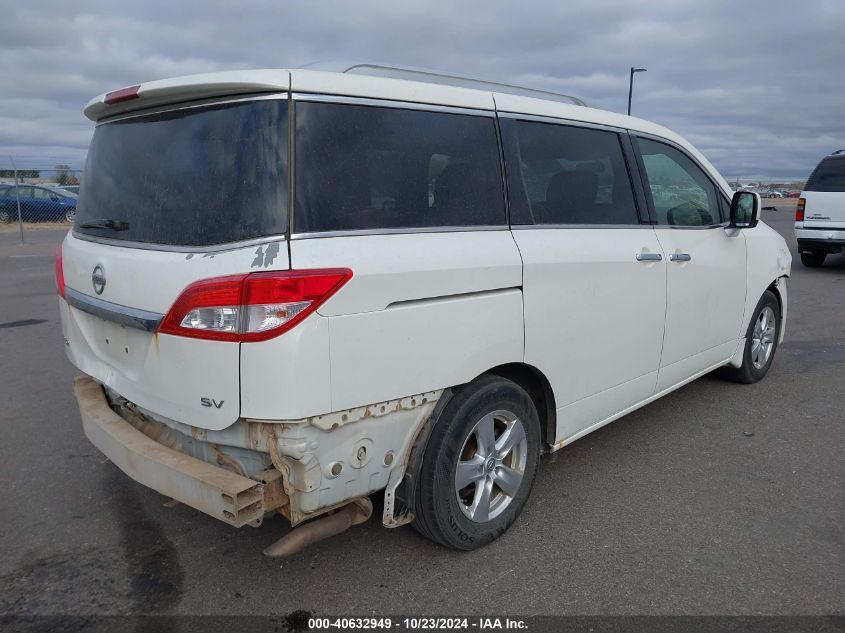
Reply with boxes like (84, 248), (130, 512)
(0, 199), (842, 618)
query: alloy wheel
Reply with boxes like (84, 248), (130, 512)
(454, 409), (528, 522)
(751, 306), (776, 369)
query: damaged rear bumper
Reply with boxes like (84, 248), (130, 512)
(74, 373), (441, 532)
(74, 374), (285, 527)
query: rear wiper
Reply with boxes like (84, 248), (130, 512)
(79, 219), (129, 231)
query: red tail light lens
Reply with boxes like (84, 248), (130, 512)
(796, 198), (805, 222)
(104, 85), (141, 105)
(158, 269), (353, 342)
(55, 244), (65, 298)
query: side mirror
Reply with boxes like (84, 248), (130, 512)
(729, 190), (760, 228)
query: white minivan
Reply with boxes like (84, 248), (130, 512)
(59, 66), (792, 555)
(795, 150), (845, 267)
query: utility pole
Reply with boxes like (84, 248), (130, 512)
(627, 67), (647, 116)
(9, 156), (23, 244)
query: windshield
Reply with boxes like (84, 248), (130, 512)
(75, 99), (288, 247)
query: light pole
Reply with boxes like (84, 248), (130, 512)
(627, 67), (647, 116)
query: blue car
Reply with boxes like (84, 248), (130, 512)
(0, 184), (77, 223)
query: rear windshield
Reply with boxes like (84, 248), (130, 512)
(75, 99), (288, 247)
(294, 102), (505, 233)
(805, 157), (845, 192)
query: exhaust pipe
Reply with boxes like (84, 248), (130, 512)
(263, 498), (372, 558)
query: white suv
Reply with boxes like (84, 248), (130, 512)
(59, 66), (792, 555)
(795, 150), (845, 267)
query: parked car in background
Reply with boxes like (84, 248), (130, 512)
(795, 151), (845, 266)
(0, 184), (77, 223)
(60, 67), (791, 555)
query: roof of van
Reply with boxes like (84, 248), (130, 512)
(83, 67), (731, 194)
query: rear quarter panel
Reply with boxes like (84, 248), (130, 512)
(285, 231), (525, 413)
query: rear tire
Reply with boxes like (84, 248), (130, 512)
(412, 375), (541, 550)
(717, 290), (780, 384)
(800, 251), (826, 267)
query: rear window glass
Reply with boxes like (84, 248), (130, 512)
(805, 157), (845, 192)
(294, 102), (505, 233)
(75, 99), (288, 247)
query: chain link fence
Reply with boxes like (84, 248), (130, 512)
(0, 161), (83, 242)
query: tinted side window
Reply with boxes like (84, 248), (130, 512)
(637, 138), (720, 226)
(502, 119), (638, 225)
(805, 157), (845, 192)
(294, 102), (505, 233)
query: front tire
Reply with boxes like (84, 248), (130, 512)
(0, 208), (12, 224)
(413, 375), (541, 550)
(64, 208), (76, 223)
(800, 251), (826, 267)
(717, 290), (780, 384)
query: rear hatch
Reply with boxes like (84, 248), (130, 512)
(61, 96), (289, 430)
(802, 155), (845, 229)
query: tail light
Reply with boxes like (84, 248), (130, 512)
(796, 198), (805, 222)
(55, 243), (65, 298)
(158, 269), (352, 342)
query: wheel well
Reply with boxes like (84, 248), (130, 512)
(484, 363), (556, 448)
(767, 278), (784, 316)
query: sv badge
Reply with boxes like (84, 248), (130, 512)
(200, 398), (225, 409)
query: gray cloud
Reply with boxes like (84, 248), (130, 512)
(1, 0), (843, 180)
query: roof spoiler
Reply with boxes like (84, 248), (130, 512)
(84, 70), (291, 121)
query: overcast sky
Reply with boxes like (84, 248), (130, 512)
(1, 0), (843, 181)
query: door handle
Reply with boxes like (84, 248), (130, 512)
(670, 253), (692, 262)
(636, 252), (663, 262)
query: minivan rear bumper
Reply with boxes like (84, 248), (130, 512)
(74, 374), (276, 527)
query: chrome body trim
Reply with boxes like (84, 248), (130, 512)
(497, 110), (626, 133)
(291, 225), (507, 240)
(70, 231), (287, 254)
(636, 252), (663, 262)
(292, 92), (494, 116)
(511, 223), (654, 230)
(65, 287), (164, 332)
